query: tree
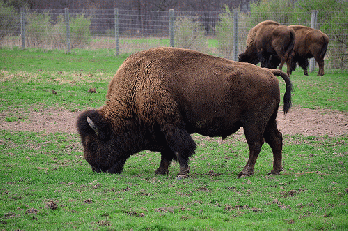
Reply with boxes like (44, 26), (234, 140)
(296, 0), (348, 43)
(0, 1), (19, 42)
(216, 6), (234, 59)
(1, 0), (30, 10)
(249, 0), (302, 25)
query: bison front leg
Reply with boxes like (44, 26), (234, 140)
(260, 55), (269, 68)
(298, 57), (309, 76)
(176, 151), (191, 179)
(278, 60), (284, 70)
(162, 125), (196, 178)
(155, 150), (174, 175)
(106, 159), (127, 174)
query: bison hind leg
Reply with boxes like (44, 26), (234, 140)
(238, 123), (265, 178)
(238, 108), (283, 178)
(264, 114), (283, 175)
(238, 139), (264, 178)
(316, 59), (325, 76)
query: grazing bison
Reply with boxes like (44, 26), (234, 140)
(77, 47), (292, 178)
(279, 25), (329, 76)
(239, 20), (295, 71)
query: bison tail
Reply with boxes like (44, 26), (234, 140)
(284, 30), (295, 62)
(319, 36), (329, 60)
(271, 69), (293, 114)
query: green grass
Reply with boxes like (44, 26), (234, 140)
(119, 37), (217, 49)
(0, 47), (128, 73)
(1, 131), (347, 230)
(120, 37), (170, 47)
(0, 48), (128, 112)
(0, 48), (347, 230)
(289, 72), (348, 111)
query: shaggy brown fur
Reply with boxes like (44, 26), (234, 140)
(279, 25), (329, 76)
(239, 20), (295, 71)
(77, 47), (292, 178)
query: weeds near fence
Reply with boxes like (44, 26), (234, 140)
(0, 2), (19, 42)
(12, 9), (92, 49)
(174, 16), (207, 53)
(216, 6), (234, 59)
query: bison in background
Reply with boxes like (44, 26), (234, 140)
(77, 47), (292, 179)
(238, 20), (295, 71)
(279, 25), (329, 76)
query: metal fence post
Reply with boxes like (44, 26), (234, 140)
(169, 9), (175, 47)
(114, 8), (120, 56)
(232, 10), (239, 61)
(65, 8), (71, 53)
(20, 8), (25, 49)
(309, 10), (318, 73)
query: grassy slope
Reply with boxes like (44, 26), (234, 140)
(0, 48), (347, 230)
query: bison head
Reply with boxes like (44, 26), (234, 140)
(238, 52), (259, 65)
(76, 110), (127, 174)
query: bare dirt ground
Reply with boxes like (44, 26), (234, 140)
(0, 107), (347, 137)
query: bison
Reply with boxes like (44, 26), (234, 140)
(279, 25), (329, 76)
(238, 20), (295, 71)
(77, 47), (292, 178)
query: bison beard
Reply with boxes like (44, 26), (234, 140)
(77, 47), (292, 178)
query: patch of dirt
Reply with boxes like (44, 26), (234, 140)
(277, 107), (348, 137)
(0, 107), (347, 137)
(0, 107), (80, 134)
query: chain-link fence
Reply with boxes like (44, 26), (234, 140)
(1, 8), (347, 73)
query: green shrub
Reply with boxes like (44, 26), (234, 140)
(49, 15), (66, 49)
(25, 11), (52, 47)
(70, 14), (91, 48)
(174, 16), (207, 53)
(216, 6), (234, 59)
(22, 11), (91, 49)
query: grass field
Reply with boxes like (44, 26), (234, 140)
(0, 48), (347, 230)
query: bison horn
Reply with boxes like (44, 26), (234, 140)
(87, 116), (99, 135)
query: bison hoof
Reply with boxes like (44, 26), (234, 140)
(268, 169), (283, 175)
(237, 170), (254, 178)
(176, 174), (188, 180)
(155, 168), (169, 175)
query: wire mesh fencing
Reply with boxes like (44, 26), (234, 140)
(0, 8), (347, 73)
